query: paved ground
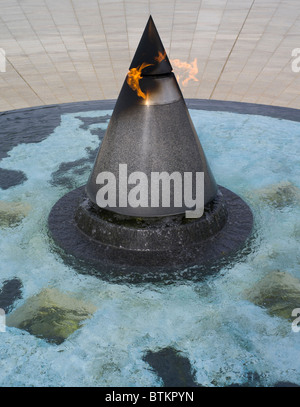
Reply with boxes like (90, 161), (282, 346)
(0, 0), (299, 112)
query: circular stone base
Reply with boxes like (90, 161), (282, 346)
(75, 189), (229, 252)
(48, 185), (253, 282)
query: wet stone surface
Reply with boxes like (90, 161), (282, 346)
(6, 288), (97, 345)
(51, 153), (97, 190)
(50, 116), (108, 189)
(0, 201), (31, 228)
(244, 271), (300, 321)
(0, 109), (61, 161)
(0, 168), (27, 190)
(143, 347), (199, 387)
(253, 181), (300, 209)
(0, 278), (23, 313)
(0, 101), (114, 161)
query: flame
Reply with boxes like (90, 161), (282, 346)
(127, 62), (153, 99)
(126, 50), (166, 99)
(154, 50), (166, 63)
(170, 57), (199, 86)
(145, 93), (150, 106)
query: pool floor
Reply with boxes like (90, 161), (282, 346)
(0, 100), (300, 387)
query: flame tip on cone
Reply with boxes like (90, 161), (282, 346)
(129, 14), (172, 76)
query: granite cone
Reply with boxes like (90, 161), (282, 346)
(86, 17), (218, 217)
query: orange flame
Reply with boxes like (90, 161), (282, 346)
(170, 57), (199, 86)
(127, 50), (166, 99)
(145, 93), (150, 106)
(155, 50), (166, 63)
(127, 62), (153, 99)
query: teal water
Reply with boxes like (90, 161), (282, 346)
(0, 109), (299, 386)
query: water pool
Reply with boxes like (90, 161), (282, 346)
(0, 101), (299, 387)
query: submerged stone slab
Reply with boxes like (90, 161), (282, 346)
(143, 347), (199, 387)
(0, 201), (31, 228)
(6, 288), (97, 344)
(0, 168), (27, 190)
(0, 278), (23, 313)
(245, 271), (300, 320)
(253, 181), (300, 209)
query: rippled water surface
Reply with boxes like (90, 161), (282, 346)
(0, 108), (299, 386)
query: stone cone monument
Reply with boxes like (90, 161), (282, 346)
(48, 16), (253, 282)
(86, 16), (217, 217)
